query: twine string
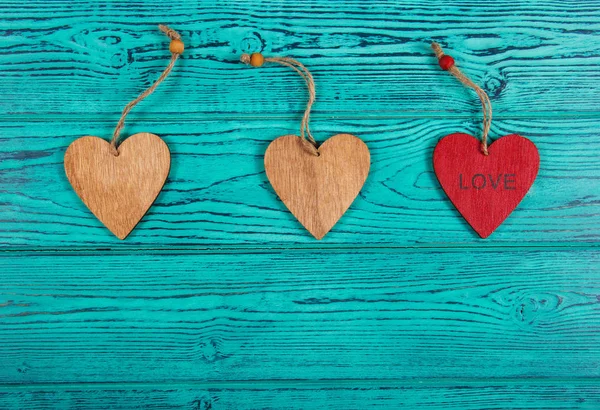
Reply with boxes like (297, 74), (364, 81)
(241, 53), (319, 155)
(431, 42), (492, 155)
(110, 25), (183, 156)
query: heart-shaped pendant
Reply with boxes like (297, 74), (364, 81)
(433, 133), (539, 238)
(64, 133), (170, 239)
(264, 134), (370, 239)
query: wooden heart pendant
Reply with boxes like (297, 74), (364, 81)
(433, 133), (539, 238)
(64, 133), (170, 239)
(264, 134), (370, 239)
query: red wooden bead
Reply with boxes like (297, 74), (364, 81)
(439, 55), (455, 70)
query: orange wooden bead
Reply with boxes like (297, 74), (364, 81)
(250, 52), (264, 67)
(169, 39), (184, 54)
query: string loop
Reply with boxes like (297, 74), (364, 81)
(241, 53), (319, 156)
(110, 25), (184, 156)
(432, 43), (492, 156)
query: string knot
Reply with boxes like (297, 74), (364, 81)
(158, 24), (181, 40)
(431, 42), (444, 59)
(241, 52), (265, 67)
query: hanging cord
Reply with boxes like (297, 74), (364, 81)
(110, 25), (184, 156)
(432, 43), (492, 155)
(241, 53), (319, 156)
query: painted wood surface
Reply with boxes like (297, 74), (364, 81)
(433, 133), (540, 238)
(2, 0), (600, 408)
(2, 381), (600, 409)
(2, 1), (600, 118)
(2, 118), (599, 246)
(2, 250), (599, 383)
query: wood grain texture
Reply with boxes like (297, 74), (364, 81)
(1, 250), (599, 383)
(2, 1), (600, 118)
(1, 381), (599, 409)
(264, 134), (370, 239)
(2, 1), (600, 407)
(433, 133), (540, 238)
(64, 133), (170, 239)
(0, 118), (598, 246)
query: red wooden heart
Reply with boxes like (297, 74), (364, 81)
(433, 133), (539, 238)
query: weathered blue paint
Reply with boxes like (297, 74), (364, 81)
(1, 0), (599, 408)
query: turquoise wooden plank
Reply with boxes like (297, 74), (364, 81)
(2, 1), (600, 118)
(1, 118), (598, 247)
(1, 380), (599, 409)
(1, 250), (599, 383)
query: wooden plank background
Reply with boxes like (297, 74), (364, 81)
(1, 0), (599, 408)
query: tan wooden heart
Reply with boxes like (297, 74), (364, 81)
(264, 134), (370, 239)
(64, 133), (170, 240)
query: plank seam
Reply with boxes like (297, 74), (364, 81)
(2, 112), (600, 122)
(1, 378), (600, 392)
(0, 243), (598, 255)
